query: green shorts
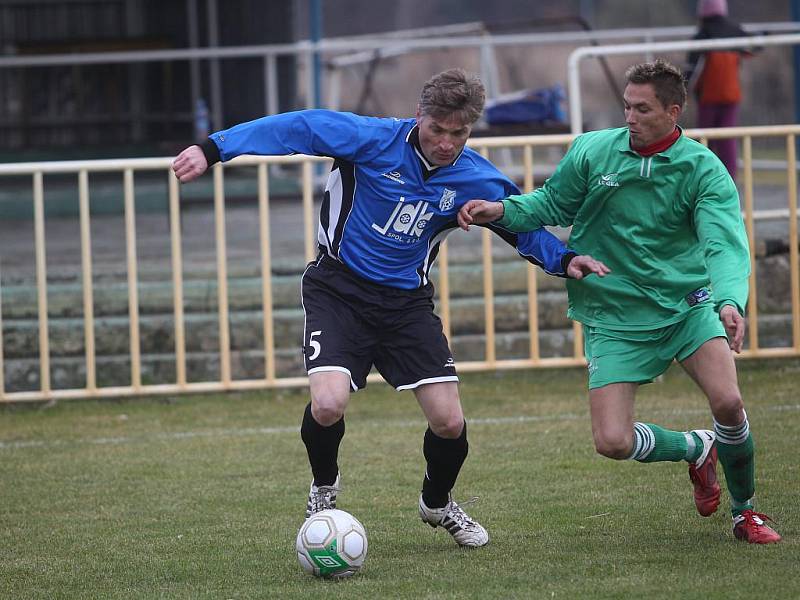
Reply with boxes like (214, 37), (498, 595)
(583, 303), (727, 389)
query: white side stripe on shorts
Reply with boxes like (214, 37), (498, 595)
(396, 375), (459, 391)
(308, 366), (358, 391)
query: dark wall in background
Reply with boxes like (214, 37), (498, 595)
(0, 0), (296, 157)
(0, 0), (795, 157)
(215, 0), (296, 127)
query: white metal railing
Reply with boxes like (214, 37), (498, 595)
(0, 153), (325, 402)
(568, 33), (800, 133)
(2, 22), (794, 69)
(1, 22), (797, 122)
(0, 126), (798, 402)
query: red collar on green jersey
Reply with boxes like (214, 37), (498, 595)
(630, 126), (681, 157)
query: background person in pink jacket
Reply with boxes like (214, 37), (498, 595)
(685, 0), (754, 180)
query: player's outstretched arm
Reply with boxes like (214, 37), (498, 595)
(719, 304), (745, 353)
(458, 199), (504, 231)
(172, 145), (209, 183)
(566, 254), (611, 280)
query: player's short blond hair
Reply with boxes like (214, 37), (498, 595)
(418, 68), (485, 124)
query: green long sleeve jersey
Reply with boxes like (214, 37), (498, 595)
(499, 127), (750, 330)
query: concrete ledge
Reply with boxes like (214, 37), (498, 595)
(1, 292), (571, 358)
(2, 253), (796, 393)
(0, 260), (569, 318)
(2, 314), (795, 394)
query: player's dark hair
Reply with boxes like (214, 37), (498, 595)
(418, 68), (486, 124)
(625, 59), (687, 110)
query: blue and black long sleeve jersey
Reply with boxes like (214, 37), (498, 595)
(202, 109), (575, 290)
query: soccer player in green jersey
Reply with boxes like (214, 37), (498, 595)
(458, 59), (780, 543)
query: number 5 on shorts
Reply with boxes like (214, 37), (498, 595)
(308, 330), (322, 361)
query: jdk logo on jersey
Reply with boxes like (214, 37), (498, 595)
(372, 197), (433, 242)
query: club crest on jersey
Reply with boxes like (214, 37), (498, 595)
(439, 188), (456, 211)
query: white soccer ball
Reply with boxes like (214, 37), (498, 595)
(296, 509), (368, 578)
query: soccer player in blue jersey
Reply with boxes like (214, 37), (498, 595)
(172, 68), (609, 547)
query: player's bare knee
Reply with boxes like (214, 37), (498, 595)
(429, 417), (464, 439)
(310, 392), (346, 426)
(311, 403), (344, 426)
(594, 434), (632, 460)
(711, 392), (745, 425)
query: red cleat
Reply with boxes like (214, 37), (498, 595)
(733, 510), (782, 544)
(688, 429), (720, 517)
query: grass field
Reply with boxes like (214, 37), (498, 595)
(1, 359), (798, 599)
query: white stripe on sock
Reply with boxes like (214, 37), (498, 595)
(629, 422), (655, 460)
(714, 411), (750, 445)
(627, 427), (643, 460)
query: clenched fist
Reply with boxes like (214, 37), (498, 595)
(172, 145), (209, 183)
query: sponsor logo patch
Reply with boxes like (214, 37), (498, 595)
(381, 171), (405, 184)
(685, 288), (711, 307)
(371, 197), (433, 243)
(598, 173), (620, 187)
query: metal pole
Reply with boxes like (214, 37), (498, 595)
(187, 0), (201, 120)
(479, 35), (500, 99)
(207, 0), (223, 130)
(792, 0), (800, 147)
(579, 0), (595, 27)
(310, 0), (322, 107)
(263, 55), (278, 116)
(126, 0), (145, 142)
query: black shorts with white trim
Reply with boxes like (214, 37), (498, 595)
(300, 255), (458, 391)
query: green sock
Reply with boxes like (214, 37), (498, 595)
(632, 422), (688, 463)
(717, 432), (756, 516)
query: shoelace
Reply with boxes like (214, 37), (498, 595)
(743, 510), (777, 527)
(309, 485), (338, 512)
(447, 496), (481, 531)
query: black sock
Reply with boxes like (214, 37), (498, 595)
(421, 421), (468, 508)
(300, 402), (344, 486)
